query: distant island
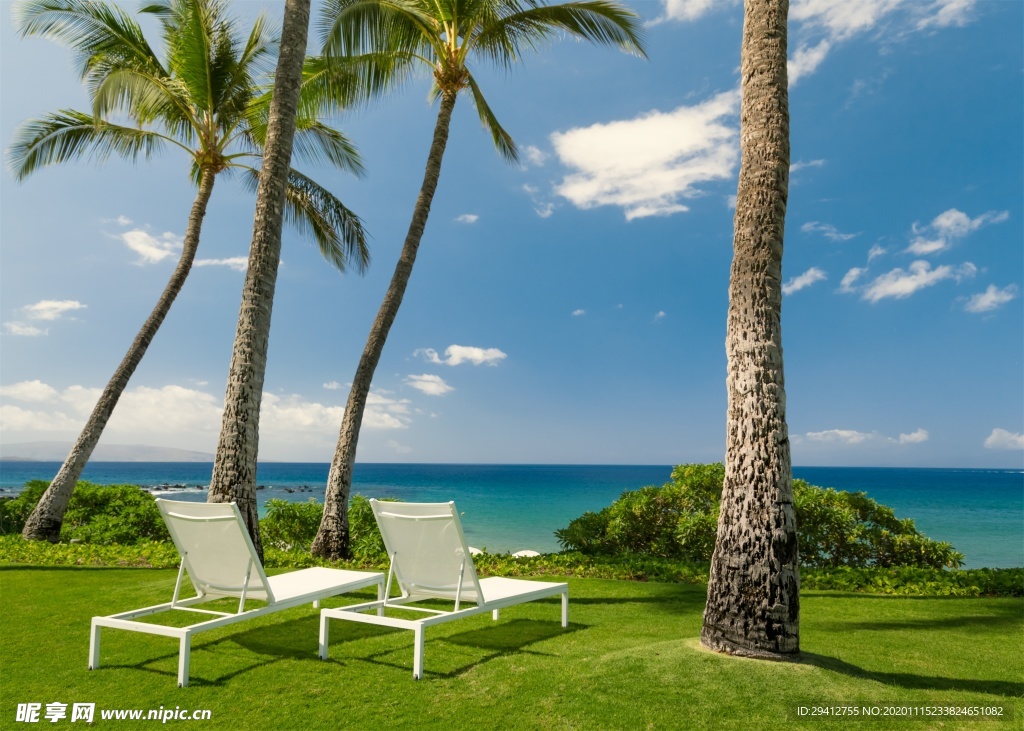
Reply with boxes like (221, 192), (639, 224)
(0, 442), (214, 463)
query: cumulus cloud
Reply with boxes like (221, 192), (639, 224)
(572, 309), (586, 317)
(805, 428), (874, 445)
(862, 261), (975, 302)
(120, 229), (183, 265)
(965, 284), (1018, 314)
(802, 221), (858, 242)
(839, 267), (866, 293)
(984, 428), (1024, 450)
(23, 300), (87, 321)
(790, 159), (826, 173)
(194, 257), (248, 272)
(3, 322), (47, 337)
(455, 214), (479, 224)
(551, 90), (739, 221)
(907, 208), (1009, 255)
(655, 0), (727, 23)
(522, 145), (548, 167)
(0, 380), (60, 402)
(404, 374), (454, 396)
(323, 381), (342, 390)
(899, 428), (929, 444)
(415, 345), (507, 367)
(783, 267), (827, 295)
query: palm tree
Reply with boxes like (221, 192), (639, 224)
(206, 0), (314, 563)
(9, 0), (370, 543)
(307, 0), (647, 560)
(700, 0), (799, 658)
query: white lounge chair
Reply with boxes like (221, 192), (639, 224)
(319, 500), (568, 679)
(89, 499), (384, 687)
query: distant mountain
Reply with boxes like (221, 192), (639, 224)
(0, 442), (214, 462)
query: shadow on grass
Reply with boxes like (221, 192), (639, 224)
(801, 653), (1024, 697)
(818, 612), (1023, 633)
(322, 618), (586, 680)
(806, 592), (1023, 601)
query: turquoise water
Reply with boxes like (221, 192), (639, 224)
(1, 462), (1020, 568)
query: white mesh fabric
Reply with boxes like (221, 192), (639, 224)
(371, 500), (483, 604)
(157, 500), (272, 602)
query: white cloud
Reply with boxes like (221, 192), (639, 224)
(572, 309), (586, 317)
(805, 428), (874, 445)
(899, 428), (929, 444)
(522, 145), (548, 167)
(386, 439), (413, 454)
(783, 267), (827, 295)
(23, 300), (86, 321)
(907, 208), (1009, 255)
(194, 257), (248, 272)
(862, 260), (975, 302)
(787, 39), (832, 85)
(455, 214), (479, 224)
(916, 0), (977, 29)
(415, 345), (507, 367)
(116, 215), (132, 226)
(868, 244), (887, 262)
(323, 381), (342, 390)
(965, 284), (1018, 314)
(654, 310), (667, 321)
(984, 428), (1024, 451)
(801, 221), (857, 242)
(790, 159), (826, 173)
(0, 380), (60, 402)
(3, 322), (47, 337)
(522, 184), (556, 219)
(551, 90), (739, 221)
(362, 391), (413, 430)
(120, 229), (183, 265)
(404, 374), (454, 396)
(656, 0), (728, 23)
(839, 267), (866, 293)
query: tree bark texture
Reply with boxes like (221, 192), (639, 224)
(208, 0), (311, 563)
(21, 171), (216, 542)
(311, 91), (458, 560)
(700, 0), (800, 658)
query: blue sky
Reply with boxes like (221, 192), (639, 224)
(1, 0), (1021, 467)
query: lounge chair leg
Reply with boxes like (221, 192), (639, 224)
(319, 613), (330, 660)
(492, 609), (500, 621)
(177, 633), (191, 688)
(412, 626), (424, 680)
(561, 591), (569, 628)
(88, 621), (101, 670)
(377, 582), (385, 617)
(313, 600), (320, 609)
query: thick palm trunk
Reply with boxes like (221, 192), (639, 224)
(22, 171), (216, 542)
(700, 0), (799, 658)
(311, 91), (458, 560)
(208, 0), (311, 563)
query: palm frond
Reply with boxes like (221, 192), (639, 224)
(13, 0), (166, 85)
(291, 123), (365, 177)
(465, 72), (517, 162)
(471, 0), (647, 68)
(6, 109), (172, 181)
(241, 166), (370, 274)
(318, 0), (436, 63)
(92, 68), (197, 137)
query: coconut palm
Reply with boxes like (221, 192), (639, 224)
(306, 0), (647, 560)
(701, 0), (800, 658)
(9, 0), (371, 542)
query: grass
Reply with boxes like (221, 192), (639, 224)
(1, 566), (1021, 729)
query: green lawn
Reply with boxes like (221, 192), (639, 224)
(1, 567), (1020, 730)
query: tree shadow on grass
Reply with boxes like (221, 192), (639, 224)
(800, 653), (1024, 697)
(816, 612), (1023, 633)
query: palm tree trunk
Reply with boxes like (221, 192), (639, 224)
(700, 0), (799, 658)
(311, 91), (458, 560)
(21, 171), (216, 542)
(208, 0), (311, 563)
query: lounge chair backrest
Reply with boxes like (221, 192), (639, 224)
(371, 500), (483, 605)
(157, 499), (274, 603)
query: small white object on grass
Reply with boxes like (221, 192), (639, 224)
(511, 550), (540, 558)
(468, 546), (483, 556)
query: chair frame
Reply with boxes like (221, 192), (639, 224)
(89, 500), (384, 687)
(319, 501), (568, 679)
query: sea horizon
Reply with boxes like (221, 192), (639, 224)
(2, 461), (1020, 569)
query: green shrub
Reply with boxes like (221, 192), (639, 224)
(0, 481), (169, 544)
(556, 463), (964, 569)
(260, 498), (324, 551)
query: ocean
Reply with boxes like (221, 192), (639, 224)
(1, 462), (1020, 568)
